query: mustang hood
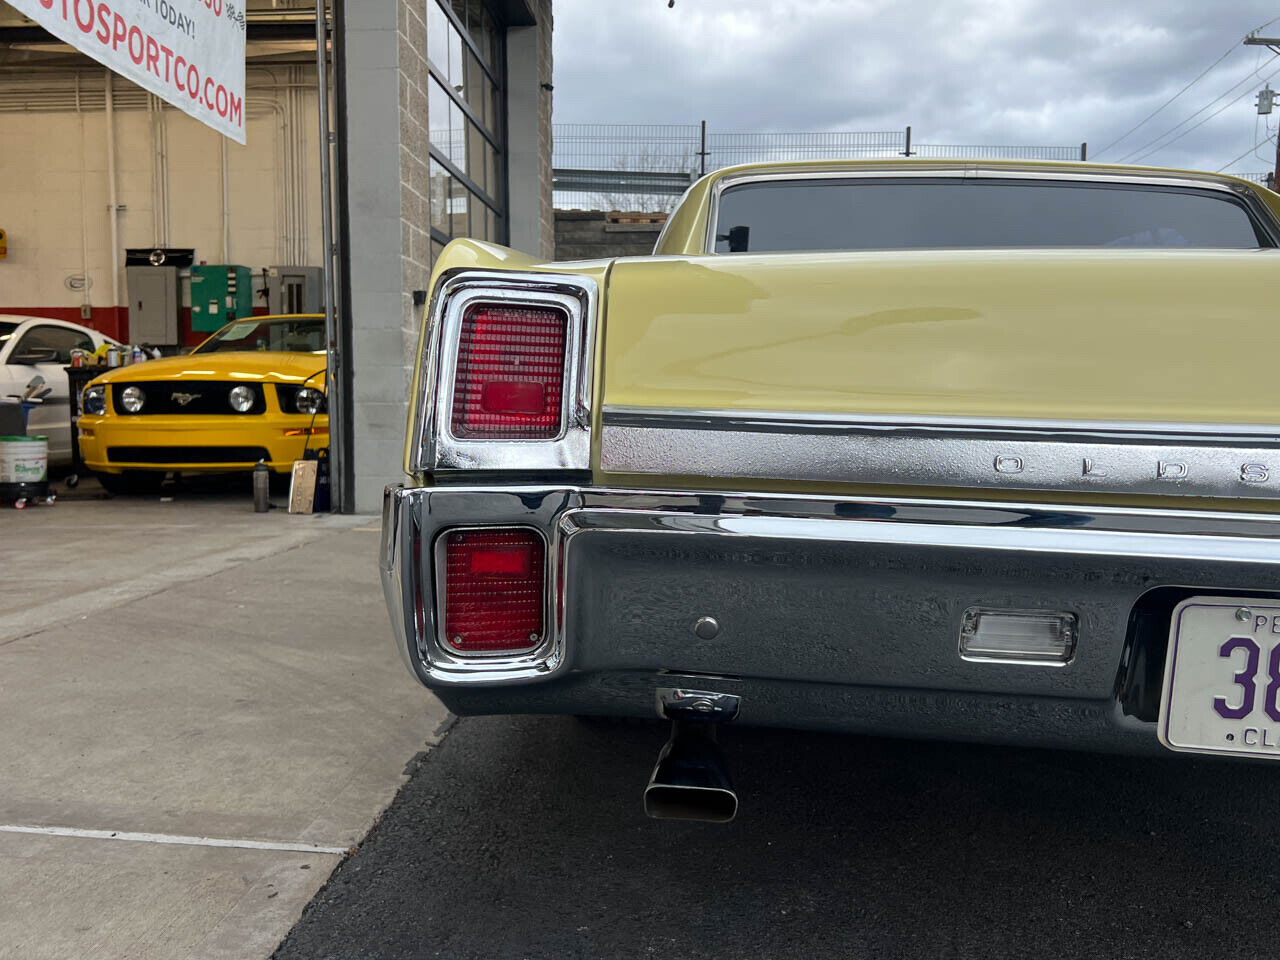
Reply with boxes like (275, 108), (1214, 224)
(601, 248), (1280, 426)
(90, 352), (327, 386)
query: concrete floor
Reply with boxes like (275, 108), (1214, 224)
(0, 483), (446, 960)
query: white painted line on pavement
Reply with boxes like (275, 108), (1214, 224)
(0, 823), (349, 855)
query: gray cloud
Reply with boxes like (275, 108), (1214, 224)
(552, 1), (1280, 175)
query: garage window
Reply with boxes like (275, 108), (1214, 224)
(427, 0), (505, 262)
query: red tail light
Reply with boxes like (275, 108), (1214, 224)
(451, 304), (568, 439)
(442, 528), (546, 653)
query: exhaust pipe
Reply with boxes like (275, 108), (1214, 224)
(644, 722), (738, 822)
(644, 689), (741, 823)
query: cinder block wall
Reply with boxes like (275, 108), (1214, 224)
(554, 211), (664, 261)
(344, 0), (556, 513)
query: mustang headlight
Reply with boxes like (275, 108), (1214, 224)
(294, 386), (325, 415)
(120, 385), (145, 413)
(228, 385), (256, 413)
(82, 384), (106, 416)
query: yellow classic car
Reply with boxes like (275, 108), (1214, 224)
(79, 314), (328, 495)
(382, 159), (1280, 821)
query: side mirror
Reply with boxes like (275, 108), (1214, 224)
(11, 350), (59, 365)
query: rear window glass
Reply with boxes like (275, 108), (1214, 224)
(712, 178), (1269, 253)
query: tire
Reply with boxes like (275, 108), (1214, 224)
(96, 470), (166, 496)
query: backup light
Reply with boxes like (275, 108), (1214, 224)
(959, 607), (1077, 664)
(442, 528), (546, 654)
(450, 304), (568, 439)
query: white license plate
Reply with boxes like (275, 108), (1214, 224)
(1160, 597), (1280, 759)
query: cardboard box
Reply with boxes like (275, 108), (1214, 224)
(288, 460), (318, 514)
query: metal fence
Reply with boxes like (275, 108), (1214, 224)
(552, 123), (1088, 211)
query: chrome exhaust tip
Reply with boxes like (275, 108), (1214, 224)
(643, 722), (738, 823)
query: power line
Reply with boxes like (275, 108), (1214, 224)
(1094, 14), (1280, 160)
(1117, 55), (1278, 161)
(1120, 57), (1280, 163)
(1217, 132), (1276, 172)
(1093, 48), (1237, 158)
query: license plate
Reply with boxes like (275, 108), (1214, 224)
(1160, 597), (1280, 759)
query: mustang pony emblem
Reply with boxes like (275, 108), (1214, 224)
(171, 392), (201, 406)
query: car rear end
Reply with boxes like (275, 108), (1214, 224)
(382, 163), (1280, 775)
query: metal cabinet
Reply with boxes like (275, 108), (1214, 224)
(191, 265), (252, 332)
(125, 266), (179, 346)
(266, 266), (323, 315)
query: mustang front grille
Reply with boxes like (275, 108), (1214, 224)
(107, 445), (272, 464)
(110, 382), (266, 416)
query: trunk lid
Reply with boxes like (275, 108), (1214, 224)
(601, 248), (1280, 424)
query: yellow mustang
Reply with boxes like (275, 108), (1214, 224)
(78, 314), (328, 495)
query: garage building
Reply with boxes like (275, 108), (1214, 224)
(0, 0), (555, 511)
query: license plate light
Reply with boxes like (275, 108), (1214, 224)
(959, 607), (1077, 664)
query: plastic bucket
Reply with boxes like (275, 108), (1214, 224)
(0, 436), (48, 484)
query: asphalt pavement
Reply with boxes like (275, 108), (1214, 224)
(274, 713), (1280, 960)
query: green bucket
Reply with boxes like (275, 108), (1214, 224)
(0, 436), (48, 484)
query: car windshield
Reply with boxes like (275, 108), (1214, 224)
(194, 317), (326, 354)
(713, 178), (1270, 253)
(0, 322), (19, 347)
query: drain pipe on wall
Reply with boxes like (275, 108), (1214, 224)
(77, 76), (92, 320)
(315, 0), (342, 512)
(104, 70), (120, 318)
(221, 136), (231, 263)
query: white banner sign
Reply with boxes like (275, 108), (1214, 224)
(9, 0), (246, 143)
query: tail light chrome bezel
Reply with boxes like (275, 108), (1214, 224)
(410, 270), (598, 474)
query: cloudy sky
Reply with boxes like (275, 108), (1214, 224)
(551, 1), (1280, 176)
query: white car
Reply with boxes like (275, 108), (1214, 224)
(0, 315), (118, 466)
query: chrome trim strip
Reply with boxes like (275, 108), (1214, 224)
(600, 409), (1280, 501)
(704, 166), (1280, 254)
(603, 405), (1280, 443)
(408, 270), (598, 474)
(380, 483), (1280, 687)
(560, 510), (1280, 566)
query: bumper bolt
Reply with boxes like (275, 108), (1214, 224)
(693, 616), (720, 640)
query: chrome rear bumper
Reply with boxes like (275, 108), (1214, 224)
(380, 484), (1280, 750)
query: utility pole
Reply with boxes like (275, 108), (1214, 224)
(1244, 36), (1280, 187)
